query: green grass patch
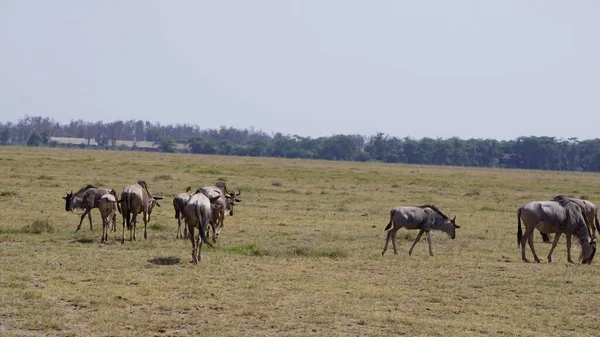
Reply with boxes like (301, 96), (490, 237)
(222, 242), (271, 256)
(19, 220), (54, 234)
(148, 222), (167, 231)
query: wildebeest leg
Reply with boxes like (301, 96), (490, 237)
(409, 230), (425, 256)
(143, 211), (148, 239)
(87, 211), (93, 230)
(197, 233), (203, 262)
(121, 216), (126, 244)
(425, 231), (433, 256)
(566, 234), (574, 264)
(381, 231), (393, 256)
(111, 213), (117, 232)
(391, 229), (401, 255)
(188, 224), (197, 264)
(526, 231), (541, 263)
(131, 214), (136, 241)
(176, 215), (182, 239)
(75, 209), (91, 231)
(520, 229), (533, 262)
(547, 232), (562, 262)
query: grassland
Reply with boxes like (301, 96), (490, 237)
(1, 147), (600, 336)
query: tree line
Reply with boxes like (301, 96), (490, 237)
(2, 115), (600, 172)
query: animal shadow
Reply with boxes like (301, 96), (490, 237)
(71, 238), (95, 244)
(148, 257), (180, 266)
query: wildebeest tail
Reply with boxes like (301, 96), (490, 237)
(195, 204), (213, 248)
(595, 212), (600, 235)
(384, 209), (395, 231)
(110, 189), (122, 214)
(517, 207), (523, 246)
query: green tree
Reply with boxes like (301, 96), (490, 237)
(26, 132), (43, 147)
(157, 136), (175, 153)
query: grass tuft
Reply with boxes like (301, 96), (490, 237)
(21, 220), (54, 234)
(224, 243), (271, 256)
(272, 181), (283, 187)
(37, 174), (54, 180)
(0, 190), (18, 197)
(148, 223), (166, 231)
(153, 174), (172, 181)
(465, 189), (481, 196)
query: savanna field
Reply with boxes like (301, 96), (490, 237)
(2, 147), (600, 337)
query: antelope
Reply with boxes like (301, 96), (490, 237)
(200, 182), (241, 242)
(173, 187), (193, 239)
(119, 180), (163, 244)
(183, 189), (220, 264)
(63, 185), (119, 231)
(98, 192), (118, 243)
(517, 198), (596, 264)
(382, 205), (460, 257)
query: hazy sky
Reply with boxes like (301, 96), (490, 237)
(1, 1), (599, 140)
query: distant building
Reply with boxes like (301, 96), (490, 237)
(49, 137), (97, 147)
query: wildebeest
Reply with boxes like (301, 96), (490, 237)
(540, 195), (600, 243)
(198, 182), (241, 242)
(381, 205), (460, 256)
(183, 189), (221, 264)
(98, 193), (118, 243)
(173, 186), (193, 239)
(119, 180), (164, 244)
(517, 198), (596, 264)
(63, 185), (119, 231)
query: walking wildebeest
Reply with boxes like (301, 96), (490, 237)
(119, 180), (163, 244)
(173, 187), (193, 239)
(517, 198), (596, 264)
(199, 182), (241, 242)
(381, 205), (460, 256)
(63, 185), (119, 231)
(540, 195), (600, 243)
(98, 193), (118, 243)
(183, 189), (220, 264)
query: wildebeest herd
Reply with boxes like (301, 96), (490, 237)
(63, 182), (597, 265)
(63, 181), (241, 264)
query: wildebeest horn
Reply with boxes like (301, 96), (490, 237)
(452, 215), (456, 222)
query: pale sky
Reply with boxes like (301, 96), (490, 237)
(1, 1), (599, 140)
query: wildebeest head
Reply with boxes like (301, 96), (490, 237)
(225, 189), (242, 216)
(146, 194), (164, 222)
(63, 191), (74, 212)
(443, 216), (460, 239)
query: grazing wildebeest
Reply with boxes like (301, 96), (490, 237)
(199, 182), (241, 242)
(183, 189), (220, 264)
(517, 198), (596, 264)
(173, 186), (193, 239)
(119, 180), (163, 244)
(63, 185), (119, 231)
(98, 192), (118, 243)
(381, 205), (460, 257)
(540, 195), (600, 243)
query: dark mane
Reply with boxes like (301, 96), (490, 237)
(76, 184), (98, 194)
(136, 180), (151, 196)
(215, 182), (228, 193)
(551, 195), (568, 202)
(417, 204), (449, 219)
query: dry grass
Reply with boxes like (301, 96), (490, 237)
(1, 147), (600, 336)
